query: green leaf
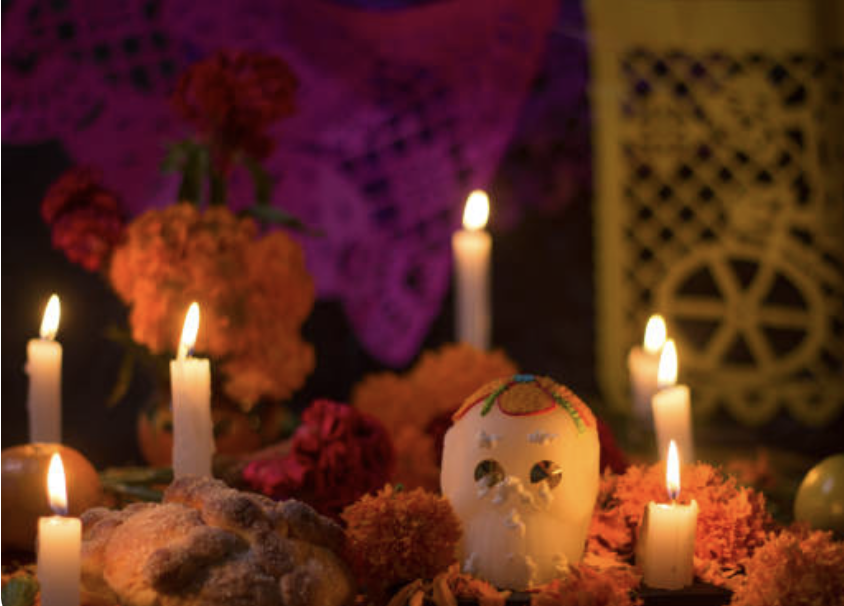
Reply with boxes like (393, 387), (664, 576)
(178, 146), (205, 205)
(107, 349), (136, 408)
(104, 324), (136, 346)
(101, 466), (173, 485)
(245, 205), (324, 237)
(105, 324), (171, 374)
(100, 467), (171, 503)
(162, 139), (208, 205)
(161, 140), (195, 172)
(100, 480), (164, 503)
(1, 575), (39, 606)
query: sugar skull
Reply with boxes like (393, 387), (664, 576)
(441, 375), (599, 590)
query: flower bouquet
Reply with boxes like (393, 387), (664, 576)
(40, 50), (316, 464)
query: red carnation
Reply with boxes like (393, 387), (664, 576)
(597, 418), (629, 474)
(243, 400), (395, 518)
(173, 49), (298, 172)
(41, 167), (124, 272)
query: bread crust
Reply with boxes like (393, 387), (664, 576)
(80, 477), (355, 606)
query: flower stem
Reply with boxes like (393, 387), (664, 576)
(210, 169), (227, 206)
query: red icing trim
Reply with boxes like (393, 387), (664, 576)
(536, 381), (596, 428)
(452, 379), (595, 427)
(452, 396), (559, 421)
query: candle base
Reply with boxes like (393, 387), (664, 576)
(639, 581), (732, 606)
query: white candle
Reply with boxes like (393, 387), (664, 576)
(651, 340), (694, 463)
(627, 314), (667, 422)
(26, 294), (63, 443)
(637, 441), (698, 589)
(170, 302), (214, 478)
(453, 190), (492, 350)
(38, 453), (81, 606)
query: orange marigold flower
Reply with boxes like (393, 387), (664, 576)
(408, 345), (519, 421)
(587, 463), (774, 588)
(730, 527), (844, 606)
(390, 425), (441, 493)
(342, 485), (462, 602)
(351, 343), (517, 490)
(353, 343), (518, 433)
(533, 560), (642, 606)
(109, 203), (314, 409)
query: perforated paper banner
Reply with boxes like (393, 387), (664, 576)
(588, 0), (844, 426)
(2, 0), (558, 366)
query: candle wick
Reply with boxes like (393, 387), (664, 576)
(668, 487), (680, 502)
(177, 344), (194, 361)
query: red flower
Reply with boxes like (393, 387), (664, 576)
(597, 418), (629, 474)
(243, 400), (394, 518)
(173, 50), (298, 171)
(41, 167), (124, 272)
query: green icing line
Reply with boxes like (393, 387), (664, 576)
(480, 382), (511, 416)
(550, 391), (586, 433)
(478, 377), (586, 434)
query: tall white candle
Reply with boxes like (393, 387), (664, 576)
(637, 441), (698, 589)
(651, 340), (694, 463)
(627, 314), (667, 422)
(453, 190), (492, 350)
(26, 294), (63, 443)
(38, 453), (81, 606)
(170, 302), (214, 478)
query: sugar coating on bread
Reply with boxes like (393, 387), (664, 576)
(80, 477), (355, 606)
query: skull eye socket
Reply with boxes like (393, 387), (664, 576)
(530, 460), (562, 489)
(474, 459), (505, 486)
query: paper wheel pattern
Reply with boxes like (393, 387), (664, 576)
(657, 241), (841, 426)
(590, 4), (844, 429)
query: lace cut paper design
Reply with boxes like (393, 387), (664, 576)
(1, 0), (561, 365)
(589, 0), (844, 426)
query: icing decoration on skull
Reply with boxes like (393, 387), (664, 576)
(441, 375), (599, 590)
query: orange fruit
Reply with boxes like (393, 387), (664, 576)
(2, 443), (104, 552)
(136, 404), (174, 467)
(137, 398), (294, 467)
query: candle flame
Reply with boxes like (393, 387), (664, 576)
(47, 453), (68, 516)
(643, 314), (667, 354)
(657, 339), (678, 387)
(178, 302), (200, 360)
(462, 190), (490, 231)
(666, 440), (681, 501)
(40, 294), (61, 340)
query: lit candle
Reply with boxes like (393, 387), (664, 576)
(627, 314), (667, 422)
(170, 302), (214, 478)
(637, 441), (698, 589)
(452, 190), (492, 350)
(38, 453), (81, 606)
(651, 340), (694, 463)
(26, 294), (63, 443)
